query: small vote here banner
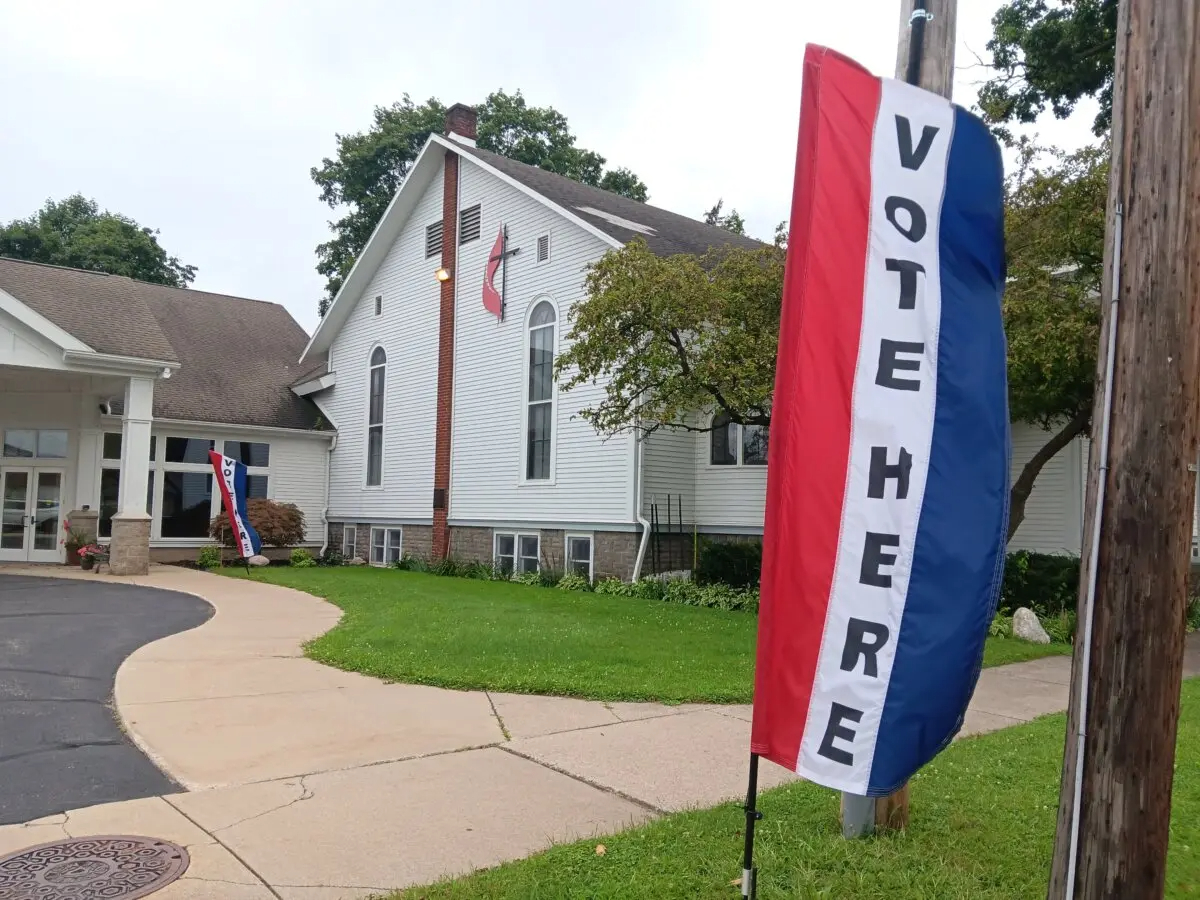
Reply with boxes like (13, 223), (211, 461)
(750, 45), (1009, 797)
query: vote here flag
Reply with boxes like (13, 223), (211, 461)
(209, 450), (263, 561)
(750, 45), (1009, 797)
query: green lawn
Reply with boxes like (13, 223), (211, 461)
(388, 679), (1200, 899)
(229, 567), (1069, 704)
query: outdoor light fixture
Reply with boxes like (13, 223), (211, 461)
(435, 267), (452, 282)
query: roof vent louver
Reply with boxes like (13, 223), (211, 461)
(537, 234), (550, 263)
(425, 222), (443, 258)
(459, 205), (481, 244)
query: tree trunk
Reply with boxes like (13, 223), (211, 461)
(1007, 412), (1091, 542)
(1047, 0), (1200, 896)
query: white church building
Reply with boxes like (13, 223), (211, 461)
(0, 105), (1099, 578)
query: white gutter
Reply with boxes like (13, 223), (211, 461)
(62, 349), (177, 376)
(106, 416), (337, 438)
(631, 430), (651, 581)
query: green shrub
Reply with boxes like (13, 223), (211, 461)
(1040, 609), (1077, 644)
(460, 561), (496, 580)
(393, 553), (429, 572)
(513, 570), (542, 586)
(1188, 596), (1200, 633)
(290, 548), (316, 568)
(989, 613), (1013, 638)
(695, 539), (762, 588)
(197, 545), (223, 570)
(428, 556), (464, 577)
(594, 577), (631, 596)
(1000, 551), (1080, 617)
(537, 567), (564, 588)
(630, 578), (666, 601)
(209, 498), (306, 548)
(557, 572), (591, 591)
(317, 547), (345, 567)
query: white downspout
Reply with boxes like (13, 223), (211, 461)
(631, 430), (650, 581)
(318, 432), (337, 556)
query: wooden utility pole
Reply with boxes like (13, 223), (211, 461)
(842, 0), (958, 837)
(1048, 1), (1200, 897)
(894, 0), (956, 97)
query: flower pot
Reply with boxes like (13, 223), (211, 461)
(80, 556), (95, 571)
(66, 549), (81, 566)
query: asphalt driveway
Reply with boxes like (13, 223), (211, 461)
(0, 574), (212, 825)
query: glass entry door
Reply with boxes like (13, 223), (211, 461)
(0, 468), (64, 563)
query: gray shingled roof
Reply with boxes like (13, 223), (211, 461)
(0, 257), (178, 361)
(453, 143), (766, 257)
(0, 258), (323, 431)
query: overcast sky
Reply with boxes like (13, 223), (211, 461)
(1, 1), (1097, 333)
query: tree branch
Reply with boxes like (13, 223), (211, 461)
(1007, 409), (1091, 542)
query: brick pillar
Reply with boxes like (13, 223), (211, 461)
(432, 150), (459, 558)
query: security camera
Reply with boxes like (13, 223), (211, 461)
(98, 401), (112, 416)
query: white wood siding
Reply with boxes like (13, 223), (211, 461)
(693, 429), (769, 530)
(642, 427), (695, 525)
(320, 168), (444, 524)
(0, 310), (71, 370)
(448, 160), (634, 526)
(267, 433), (330, 543)
(1007, 424), (1085, 555)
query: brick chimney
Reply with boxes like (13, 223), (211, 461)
(445, 103), (477, 142)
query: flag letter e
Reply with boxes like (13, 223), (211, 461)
(817, 703), (863, 767)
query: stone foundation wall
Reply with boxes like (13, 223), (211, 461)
(326, 522), (433, 563)
(593, 531), (640, 581)
(643, 532), (696, 575)
(448, 526), (493, 564)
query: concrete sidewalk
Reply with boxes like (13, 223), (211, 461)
(1, 565), (1193, 899)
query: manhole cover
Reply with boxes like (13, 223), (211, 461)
(0, 835), (189, 900)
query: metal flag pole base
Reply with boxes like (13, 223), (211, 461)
(841, 792), (875, 839)
(741, 753), (762, 899)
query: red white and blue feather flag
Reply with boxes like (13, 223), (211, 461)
(208, 450), (263, 560)
(750, 45), (1009, 797)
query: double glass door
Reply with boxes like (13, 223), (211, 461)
(0, 468), (64, 563)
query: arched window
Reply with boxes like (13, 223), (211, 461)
(366, 347), (386, 486)
(742, 424), (769, 465)
(526, 301), (556, 479)
(710, 413), (738, 465)
(710, 413), (769, 466)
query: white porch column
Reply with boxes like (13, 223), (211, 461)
(110, 375), (154, 575)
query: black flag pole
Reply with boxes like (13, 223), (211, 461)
(741, 752), (762, 899)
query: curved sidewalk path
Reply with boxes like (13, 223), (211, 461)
(1, 566), (1193, 899)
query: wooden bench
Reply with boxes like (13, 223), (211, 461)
(91, 550), (111, 574)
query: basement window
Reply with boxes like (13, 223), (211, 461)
(494, 531), (540, 574)
(370, 527), (402, 566)
(425, 222), (443, 258)
(459, 204), (481, 244)
(566, 534), (593, 581)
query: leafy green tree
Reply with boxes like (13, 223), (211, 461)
(558, 143), (1107, 539)
(0, 195), (196, 287)
(702, 199), (746, 235)
(556, 241), (781, 435)
(979, 0), (1117, 137)
(1002, 141), (1105, 538)
(311, 90), (648, 313)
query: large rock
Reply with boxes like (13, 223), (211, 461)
(348, 556), (368, 566)
(1012, 607), (1051, 644)
(247, 554), (271, 567)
